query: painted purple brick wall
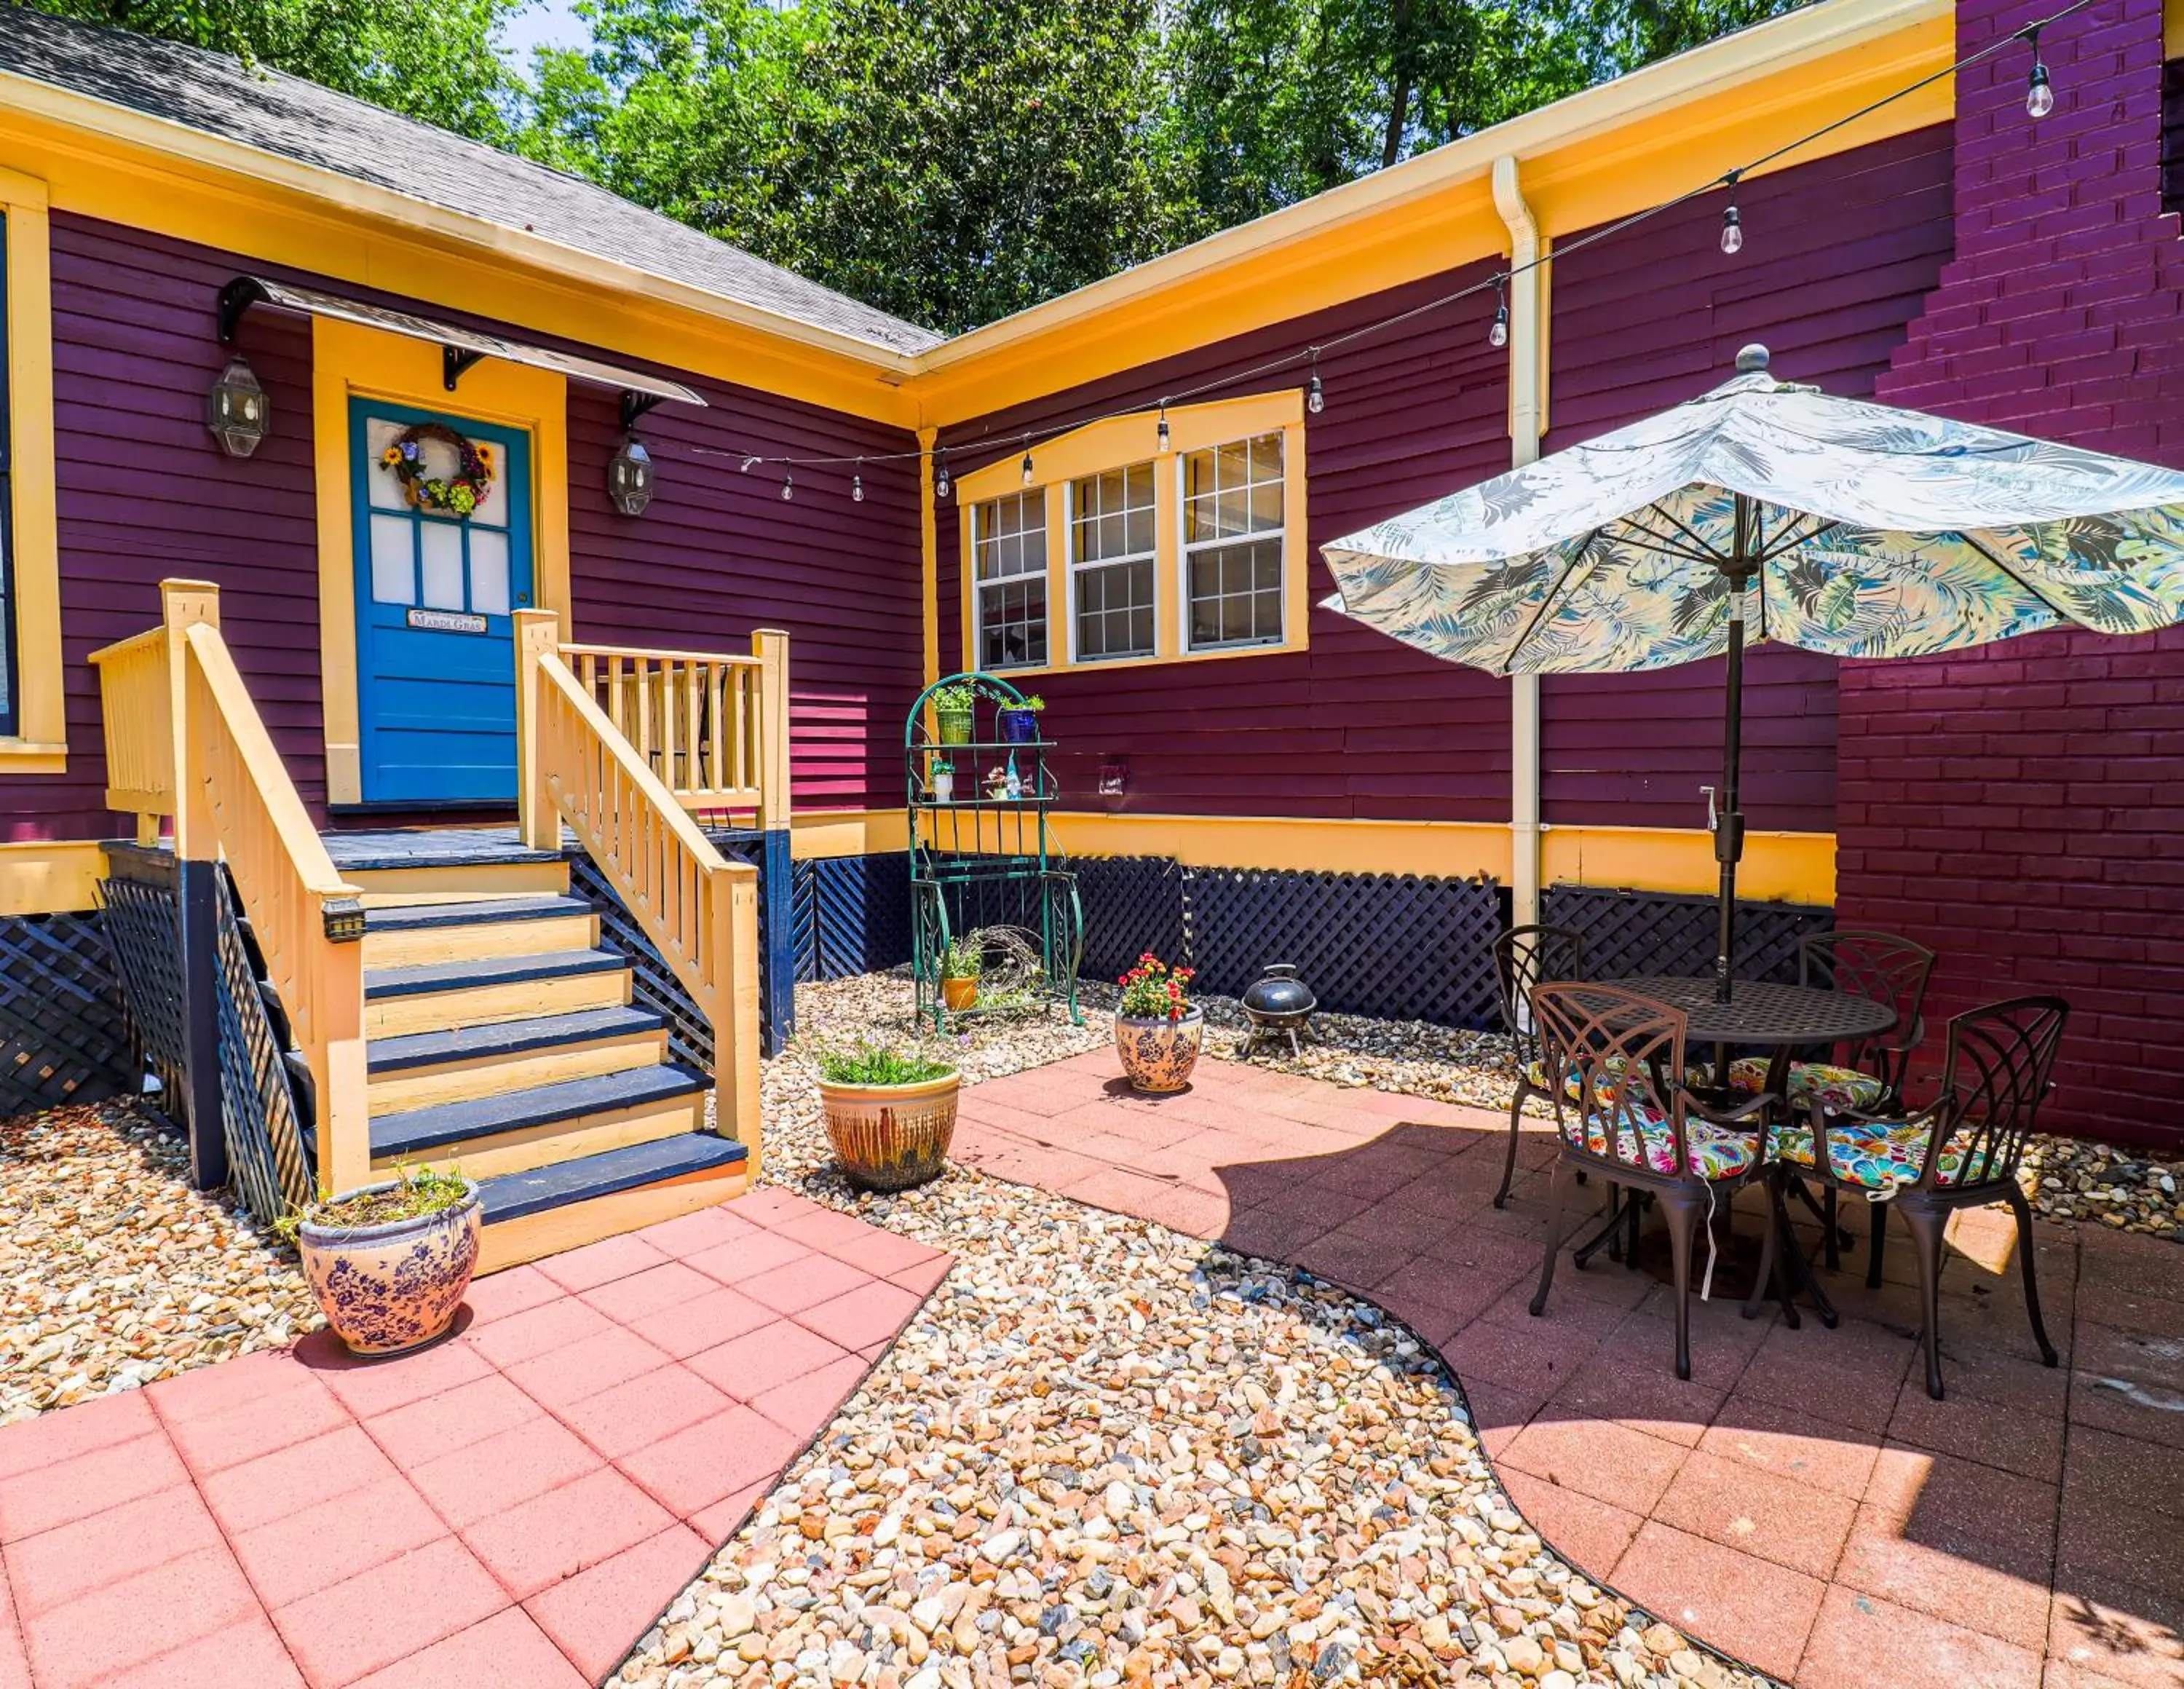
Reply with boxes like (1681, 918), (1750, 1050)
(9, 212), (919, 847)
(935, 261), (1516, 823)
(1853, 0), (2184, 1149)
(1541, 125), (1956, 836)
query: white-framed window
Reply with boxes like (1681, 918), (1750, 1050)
(973, 490), (1048, 669)
(1070, 460), (1157, 661)
(1182, 432), (1285, 652)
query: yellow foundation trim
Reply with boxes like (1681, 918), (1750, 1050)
(1541, 825), (1835, 904)
(1045, 813), (1514, 880)
(0, 840), (106, 914)
(0, 168), (63, 772)
(312, 317), (571, 806)
(954, 392), (1309, 680)
(918, 426), (941, 688)
(791, 808), (911, 859)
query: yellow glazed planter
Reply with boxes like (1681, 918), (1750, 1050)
(298, 1180), (482, 1358)
(819, 1071), (961, 1191)
(942, 975), (978, 1011)
(1115, 1008), (1204, 1093)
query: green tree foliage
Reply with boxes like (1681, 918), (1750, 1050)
(30, 0), (526, 140)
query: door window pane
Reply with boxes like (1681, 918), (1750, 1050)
(469, 527), (511, 616)
(419, 521), (464, 610)
(368, 513), (416, 606)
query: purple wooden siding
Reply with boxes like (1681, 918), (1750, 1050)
(8, 211), (919, 848)
(937, 261), (1516, 823)
(1540, 124), (1956, 835)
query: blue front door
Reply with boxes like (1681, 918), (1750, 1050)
(351, 400), (536, 804)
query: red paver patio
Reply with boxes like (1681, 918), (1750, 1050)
(0, 1192), (947, 1688)
(958, 1051), (2184, 1688)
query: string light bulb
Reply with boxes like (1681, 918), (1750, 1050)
(852, 462), (865, 502)
(935, 451), (952, 501)
(1489, 282), (1509, 349)
(1307, 350), (1325, 414)
(1156, 406), (1171, 451)
(1021, 449), (1034, 486)
(1720, 173), (1744, 256)
(2025, 28), (2054, 117)
(780, 470), (794, 502)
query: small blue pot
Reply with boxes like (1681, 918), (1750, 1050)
(998, 708), (1040, 743)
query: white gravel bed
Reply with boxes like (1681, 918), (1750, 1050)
(639, 975), (1765, 1689)
(0, 1100), (320, 1425)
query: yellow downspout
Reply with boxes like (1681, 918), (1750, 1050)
(1493, 156), (1546, 925)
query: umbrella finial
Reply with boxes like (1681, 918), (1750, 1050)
(1736, 344), (1770, 373)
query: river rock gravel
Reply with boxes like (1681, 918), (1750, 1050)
(0, 1099), (320, 1425)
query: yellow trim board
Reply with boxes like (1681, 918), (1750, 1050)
(1541, 825), (1835, 904)
(1048, 812), (1514, 880)
(312, 317), (571, 806)
(0, 840), (106, 914)
(0, 168), (64, 770)
(792, 808), (910, 860)
(955, 391), (1309, 679)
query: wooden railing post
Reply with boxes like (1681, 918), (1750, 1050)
(161, 579), (220, 858)
(514, 609), (561, 853)
(751, 628), (794, 1051)
(162, 580), (228, 1190)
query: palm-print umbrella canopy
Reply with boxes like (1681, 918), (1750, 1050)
(1321, 345), (2184, 1000)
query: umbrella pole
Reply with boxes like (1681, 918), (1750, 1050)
(1714, 496), (1754, 1005)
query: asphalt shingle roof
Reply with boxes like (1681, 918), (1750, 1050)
(0, 7), (943, 356)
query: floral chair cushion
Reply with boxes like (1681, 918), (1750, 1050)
(1563, 1104), (1757, 1181)
(1525, 1053), (1643, 1103)
(1770, 1119), (1999, 1190)
(1728, 1056), (1887, 1112)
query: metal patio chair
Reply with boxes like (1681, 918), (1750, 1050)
(1492, 923), (1586, 1209)
(1527, 982), (1779, 1380)
(1757, 994), (2068, 1399)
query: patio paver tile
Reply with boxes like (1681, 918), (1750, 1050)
(531, 1233), (673, 1295)
(202, 1425), (403, 1537)
(1693, 1399), (1884, 1500)
(679, 1228), (814, 1287)
(91, 1615), (305, 1689)
(1833, 1503), (2054, 1650)
(1, 1483), (221, 1620)
(796, 1279), (924, 1352)
(1861, 1443), (2060, 1569)
(633, 1204), (761, 1260)
(360, 1373), (542, 1470)
(748, 1353), (870, 1437)
(686, 1319), (855, 1402)
(522, 1524), (711, 1685)
(1888, 1380), (2067, 1485)
(1608, 1520), (1825, 1681)
(2056, 1495), (2184, 1599)
(0, 1431), (190, 1543)
(2046, 1578), (2184, 1689)
(344, 1607), (587, 1689)
(1496, 1468), (1644, 1574)
(19, 1542), (260, 1689)
(1216, 1203), (1331, 1264)
(451, 1262), (561, 1326)
(1650, 1448), (1860, 1579)
(577, 1261), (720, 1326)
(737, 1253), (877, 1319)
(810, 1226), (947, 1279)
(459, 1464), (675, 1601)
(405, 1415), (602, 1531)
(502, 1326), (674, 1414)
(272, 1535), (507, 1689)
(887, 1254), (954, 1297)
(138, 1347), (319, 1423)
(459, 1297), (613, 1372)
(553, 1363), (734, 1462)
(161, 1376), (353, 1478)
(628, 1283), (775, 1360)
(300, 1331), (495, 1420)
(0, 1392), (157, 1485)
(229, 1473), (450, 1610)
(2060, 1424), (2184, 1520)
(1796, 1583), (2043, 1689)
(617, 1406), (803, 1516)
(1498, 1416), (1689, 1516)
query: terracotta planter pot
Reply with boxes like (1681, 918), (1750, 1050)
(298, 1181), (480, 1358)
(941, 974), (978, 1010)
(820, 1072), (960, 1191)
(1115, 1008), (1204, 1093)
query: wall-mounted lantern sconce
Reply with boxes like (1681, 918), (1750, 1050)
(206, 356), (269, 458)
(607, 433), (654, 516)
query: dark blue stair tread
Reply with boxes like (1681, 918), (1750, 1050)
(371, 1063), (708, 1158)
(324, 828), (568, 872)
(478, 1132), (747, 1225)
(364, 895), (593, 933)
(364, 949), (625, 998)
(369, 1006), (665, 1074)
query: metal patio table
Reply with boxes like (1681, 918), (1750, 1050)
(1600, 975), (1896, 1326)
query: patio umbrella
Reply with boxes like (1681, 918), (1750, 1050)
(1321, 344), (2184, 1002)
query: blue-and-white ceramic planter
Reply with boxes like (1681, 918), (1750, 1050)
(298, 1180), (481, 1358)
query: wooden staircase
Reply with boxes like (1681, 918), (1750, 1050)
(91, 582), (778, 1280)
(333, 831), (748, 1275)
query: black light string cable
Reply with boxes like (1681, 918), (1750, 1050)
(683, 0), (2088, 492)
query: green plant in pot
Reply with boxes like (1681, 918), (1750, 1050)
(940, 933), (981, 1010)
(931, 681), (978, 745)
(277, 1165), (480, 1357)
(997, 693), (1045, 743)
(1115, 953), (1203, 1093)
(816, 1044), (962, 1190)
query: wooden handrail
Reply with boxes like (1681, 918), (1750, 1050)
(518, 612), (763, 1169)
(561, 641), (771, 812)
(92, 580), (369, 1198)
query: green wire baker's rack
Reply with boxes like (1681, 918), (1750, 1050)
(906, 673), (1083, 1032)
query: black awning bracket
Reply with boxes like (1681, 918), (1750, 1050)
(443, 346), (488, 391)
(620, 391), (668, 432)
(216, 276), (269, 344)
